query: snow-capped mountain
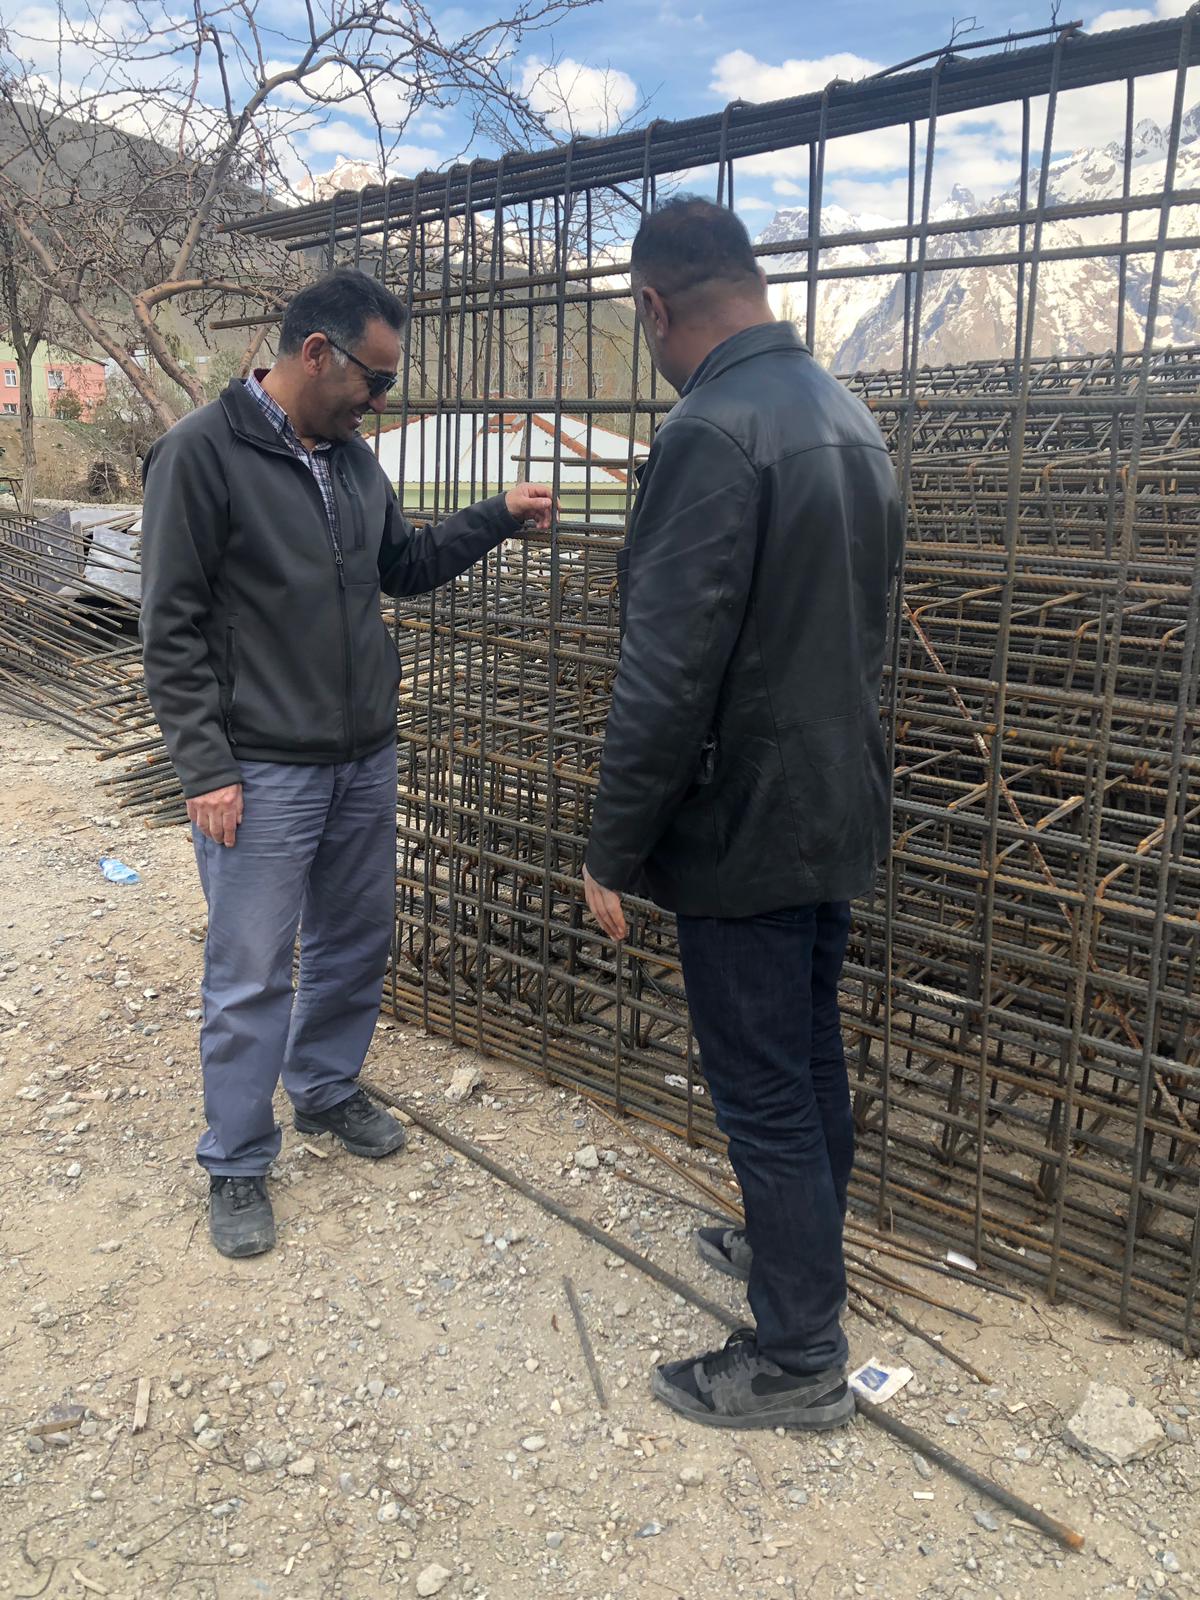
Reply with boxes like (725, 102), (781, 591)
(761, 106), (1200, 372)
(294, 156), (385, 204)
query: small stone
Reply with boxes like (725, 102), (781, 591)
(546, 1531), (564, 1549)
(1013, 1446), (1032, 1462)
(1063, 1384), (1165, 1468)
(26, 1436), (44, 1455)
(378, 1501), (401, 1524)
(287, 1454), (316, 1477)
(973, 1511), (999, 1532)
(524, 1358), (539, 1373)
(444, 1064), (482, 1104)
(636, 1521), (664, 1538)
(192, 1414), (211, 1436)
(613, 1300), (631, 1318)
(367, 1378), (386, 1400)
(1164, 1422), (1188, 1445)
(243, 1451), (265, 1474)
(96, 1240), (123, 1254)
(786, 1488), (809, 1506)
(416, 1564), (453, 1596)
(210, 1498), (240, 1518)
(1161, 1553), (1182, 1575)
(260, 1442), (289, 1468)
(196, 1428), (224, 1450)
(65, 1162), (82, 1178)
(678, 1465), (705, 1487)
(913, 1453), (933, 1480)
(228, 1543), (248, 1558)
(522, 1434), (546, 1452)
(574, 1145), (600, 1170)
(338, 1472), (357, 1496)
(245, 1339), (273, 1365)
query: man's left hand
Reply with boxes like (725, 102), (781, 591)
(505, 482), (555, 530)
(584, 865), (627, 942)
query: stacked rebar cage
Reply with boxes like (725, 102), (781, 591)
(229, 14), (1200, 1343)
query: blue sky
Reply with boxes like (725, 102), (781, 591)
(442, 0), (1191, 221)
(3, 0), (1191, 225)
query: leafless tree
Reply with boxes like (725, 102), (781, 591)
(0, 220), (51, 510)
(0, 0), (596, 434)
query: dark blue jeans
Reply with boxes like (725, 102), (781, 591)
(675, 901), (853, 1375)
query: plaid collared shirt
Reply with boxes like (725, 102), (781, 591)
(244, 372), (340, 548)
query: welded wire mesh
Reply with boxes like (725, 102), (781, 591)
(232, 14), (1200, 1342)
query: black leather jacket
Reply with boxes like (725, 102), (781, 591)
(585, 323), (903, 917)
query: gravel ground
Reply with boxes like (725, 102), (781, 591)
(1, 707), (1198, 1600)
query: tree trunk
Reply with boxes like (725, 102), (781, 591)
(16, 347), (37, 514)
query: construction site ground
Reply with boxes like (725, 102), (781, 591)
(1, 706), (1197, 1600)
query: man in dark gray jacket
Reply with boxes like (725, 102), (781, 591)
(584, 200), (902, 1429)
(142, 268), (550, 1257)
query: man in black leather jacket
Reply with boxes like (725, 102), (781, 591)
(584, 199), (902, 1429)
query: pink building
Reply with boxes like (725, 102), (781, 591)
(0, 342), (107, 421)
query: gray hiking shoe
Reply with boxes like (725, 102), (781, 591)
(209, 1175), (275, 1259)
(651, 1327), (854, 1431)
(294, 1088), (407, 1159)
(695, 1225), (752, 1282)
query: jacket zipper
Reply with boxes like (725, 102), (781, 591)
(324, 486), (355, 756)
(326, 469), (355, 754)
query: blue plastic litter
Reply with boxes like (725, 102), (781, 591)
(99, 857), (140, 885)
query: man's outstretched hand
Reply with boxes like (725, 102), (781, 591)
(505, 482), (555, 530)
(583, 864), (627, 943)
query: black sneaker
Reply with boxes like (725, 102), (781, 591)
(209, 1175), (275, 1259)
(294, 1088), (407, 1159)
(650, 1328), (855, 1431)
(695, 1225), (752, 1282)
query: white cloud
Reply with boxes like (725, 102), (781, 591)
(519, 56), (639, 135)
(656, 2), (708, 26)
(263, 57), (417, 130)
(1090, 0), (1191, 25)
(706, 31), (1197, 223)
(303, 120), (382, 159)
(711, 49), (882, 103)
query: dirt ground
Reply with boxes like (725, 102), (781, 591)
(1, 707), (1197, 1600)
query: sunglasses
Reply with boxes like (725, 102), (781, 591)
(324, 335), (398, 399)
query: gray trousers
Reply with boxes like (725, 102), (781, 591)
(192, 742), (397, 1175)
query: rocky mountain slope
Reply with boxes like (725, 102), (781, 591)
(761, 106), (1200, 371)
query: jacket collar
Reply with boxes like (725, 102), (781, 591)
(217, 376), (375, 464)
(219, 376), (296, 453)
(681, 321), (809, 396)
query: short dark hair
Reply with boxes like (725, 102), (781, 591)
(278, 266), (408, 356)
(630, 197), (760, 299)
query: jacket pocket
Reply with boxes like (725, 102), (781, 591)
(223, 621), (239, 745)
(616, 545), (630, 636)
(694, 731), (718, 786)
(337, 463), (366, 551)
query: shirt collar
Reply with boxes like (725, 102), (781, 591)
(243, 370), (331, 453)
